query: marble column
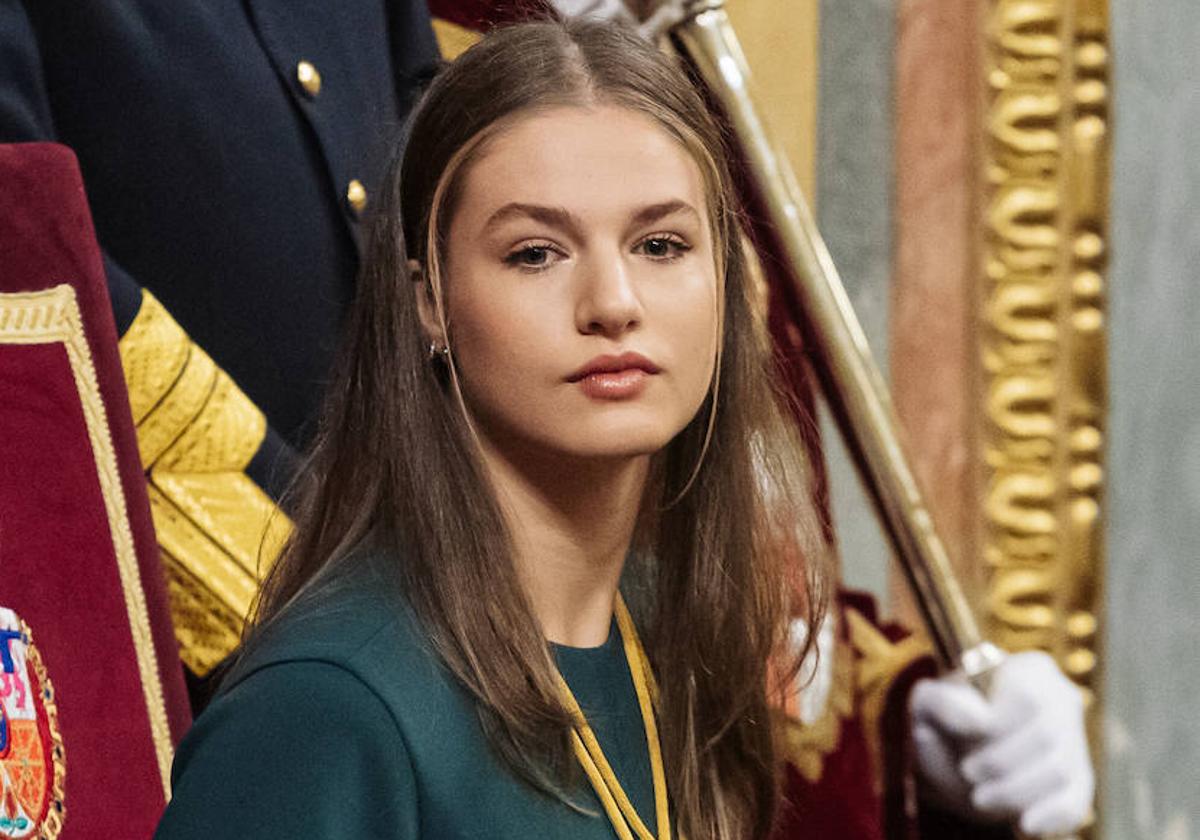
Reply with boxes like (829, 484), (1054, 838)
(1104, 2), (1200, 836)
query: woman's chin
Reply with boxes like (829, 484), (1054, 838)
(542, 428), (676, 463)
(472, 403), (695, 464)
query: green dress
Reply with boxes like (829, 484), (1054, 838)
(154, 551), (658, 838)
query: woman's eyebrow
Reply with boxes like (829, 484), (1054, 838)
(483, 203), (584, 238)
(482, 200), (700, 236)
(629, 199), (700, 227)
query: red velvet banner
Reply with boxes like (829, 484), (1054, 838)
(0, 142), (191, 838)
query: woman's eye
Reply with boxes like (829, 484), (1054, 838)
(637, 235), (691, 260)
(504, 244), (558, 270)
(519, 246), (549, 265)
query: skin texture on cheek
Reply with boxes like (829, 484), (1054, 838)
(430, 104), (720, 464)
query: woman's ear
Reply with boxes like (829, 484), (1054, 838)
(410, 258), (446, 347)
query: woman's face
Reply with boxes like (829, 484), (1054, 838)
(427, 104), (720, 462)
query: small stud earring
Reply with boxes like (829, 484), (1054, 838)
(428, 341), (450, 361)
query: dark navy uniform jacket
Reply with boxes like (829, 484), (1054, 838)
(0, 0), (441, 452)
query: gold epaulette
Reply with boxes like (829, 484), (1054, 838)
(119, 290), (291, 676)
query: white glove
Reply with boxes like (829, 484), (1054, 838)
(909, 651), (1095, 836)
(548, 0), (638, 24)
(547, 0), (691, 41)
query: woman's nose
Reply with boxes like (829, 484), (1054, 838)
(575, 252), (643, 337)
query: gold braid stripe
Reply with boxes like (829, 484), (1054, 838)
(432, 17), (481, 61)
(0, 285), (174, 798)
(845, 608), (931, 793)
(118, 291), (291, 676)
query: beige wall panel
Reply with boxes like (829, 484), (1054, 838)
(724, 0), (819, 201)
(890, 0), (982, 620)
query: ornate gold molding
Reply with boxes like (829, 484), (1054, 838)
(978, 0), (1109, 829)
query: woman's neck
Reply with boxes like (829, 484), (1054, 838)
(479, 435), (649, 648)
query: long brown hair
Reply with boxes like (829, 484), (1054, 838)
(252, 18), (827, 840)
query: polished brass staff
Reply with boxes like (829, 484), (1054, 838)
(661, 0), (1003, 682)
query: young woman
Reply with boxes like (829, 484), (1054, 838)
(154, 18), (823, 840)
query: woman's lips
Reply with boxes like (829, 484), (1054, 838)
(567, 352), (660, 401)
(575, 368), (650, 400)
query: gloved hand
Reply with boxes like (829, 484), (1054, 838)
(547, 0), (638, 25)
(910, 651), (1095, 836)
(547, 0), (691, 41)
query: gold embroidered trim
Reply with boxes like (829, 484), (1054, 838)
(0, 285), (174, 798)
(845, 607), (931, 793)
(433, 17), (481, 61)
(778, 634), (855, 784)
(119, 291), (292, 675)
(116, 291), (189, 426)
(136, 344), (217, 468)
(21, 617), (67, 839)
(159, 545), (248, 678)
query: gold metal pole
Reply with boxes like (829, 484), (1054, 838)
(670, 1), (1001, 679)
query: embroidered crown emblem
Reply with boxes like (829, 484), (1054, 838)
(0, 609), (65, 839)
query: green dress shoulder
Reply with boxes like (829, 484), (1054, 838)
(154, 551), (657, 839)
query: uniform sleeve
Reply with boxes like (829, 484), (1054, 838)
(156, 661), (420, 839)
(1, 2), (301, 692)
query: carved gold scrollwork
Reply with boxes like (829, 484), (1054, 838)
(979, 0), (1108, 832)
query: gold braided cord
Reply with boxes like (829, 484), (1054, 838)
(614, 598), (671, 840)
(556, 596), (672, 840)
(0, 285), (175, 798)
(560, 683), (658, 840)
(119, 290), (292, 675)
(571, 729), (637, 840)
(622, 602), (662, 707)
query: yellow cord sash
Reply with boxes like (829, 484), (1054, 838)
(555, 597), (672, 840)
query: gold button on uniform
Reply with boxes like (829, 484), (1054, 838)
(346, 179), (368, 215)
(296, 60), (321, 97)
